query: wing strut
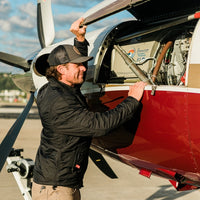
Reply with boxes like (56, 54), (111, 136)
(0, 92), (35, 172)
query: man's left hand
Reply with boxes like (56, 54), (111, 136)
(70, 17), (86, 42)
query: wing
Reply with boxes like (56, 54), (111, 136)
(82, 0), (144, 25)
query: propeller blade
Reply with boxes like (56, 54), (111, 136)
(37, 0), (55, 48)
(0, 52), (30, 72)
(89, 149), (118, 179)
(0, 92), (34, 172)
(82, 0), (143, 26)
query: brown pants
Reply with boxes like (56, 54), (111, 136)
(32, 182), (81, 200)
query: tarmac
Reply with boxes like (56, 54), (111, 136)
(0, 103), (39, 119)
(0, 116), (200, 199)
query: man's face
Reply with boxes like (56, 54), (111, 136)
(59, 62), (86, 87)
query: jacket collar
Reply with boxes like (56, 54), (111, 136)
(48, 77), (80, 93)
(48, 77), (87, 107)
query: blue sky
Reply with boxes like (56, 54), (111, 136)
(0, 0), (133, 72)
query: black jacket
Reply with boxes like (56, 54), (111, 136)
(33, 40), (141, 188)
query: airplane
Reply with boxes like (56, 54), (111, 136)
(1, 0), (200, 199)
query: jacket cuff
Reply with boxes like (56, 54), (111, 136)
(74, 38), (89, 46)
(126, 96), (142, 107)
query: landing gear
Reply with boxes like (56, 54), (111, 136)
(6, 148), (33, 200)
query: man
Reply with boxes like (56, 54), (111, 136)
(32, 18), (147, 200)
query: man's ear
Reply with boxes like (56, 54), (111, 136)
(57, 65), (64, 74)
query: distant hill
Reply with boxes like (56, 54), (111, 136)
(0, 73), (19, 90)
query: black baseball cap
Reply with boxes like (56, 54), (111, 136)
(48, 44), (93, 66)
(34, 44), (93, 76)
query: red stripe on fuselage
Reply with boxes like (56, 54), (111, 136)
(87, 87), (200, 183)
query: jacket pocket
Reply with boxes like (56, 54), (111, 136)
(60, 149), (76, 170)
(73, 144), (89, 173)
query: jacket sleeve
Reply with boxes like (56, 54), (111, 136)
(74, 38), (89, 56)
(52, 95), (141, 137)
(74, 38), (89, 70)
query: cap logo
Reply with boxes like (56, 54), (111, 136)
(73, 46), (81, 55)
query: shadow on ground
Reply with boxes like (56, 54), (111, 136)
(146, 185), (195, 200)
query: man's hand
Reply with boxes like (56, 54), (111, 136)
(128, 81), (147, 101)
(70, 17), (87, 42)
